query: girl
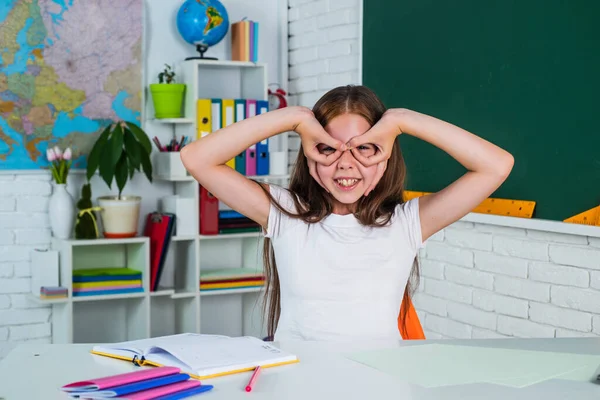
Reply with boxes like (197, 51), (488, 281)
(180, 85), (514, 342)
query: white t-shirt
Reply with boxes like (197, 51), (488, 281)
(264, 184), (425, 342)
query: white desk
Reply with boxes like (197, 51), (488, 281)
(1, 338), (599, 399)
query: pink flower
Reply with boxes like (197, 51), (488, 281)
(63, 147), (72, 160)
(47, 148), (56, 162)
(53, 146), (63, 160)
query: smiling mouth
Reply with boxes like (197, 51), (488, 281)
(334, 178), (360, 190)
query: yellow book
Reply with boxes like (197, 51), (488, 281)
(90, 333), (299, 380)
(196, 99), (212, 139)
(221, 99), (236, 169)
(243, 20), (250, 61)
(201, 281), (264, 289)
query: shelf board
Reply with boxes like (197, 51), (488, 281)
(153, 174), (194, 182)
(184, 59), (266, 69)
(171, 291), (197, 299)
(199, 232), (261, 240)
(150, 289), (175, 297)
(153, 174), (289, 182)
(171, 235), (197, 242)
(53, 237), (148, 246)
(72, 292), (146, 302)
(200, 287), (264, 296)
(29, 295), (69, 304)
(152, 118), (194, 124)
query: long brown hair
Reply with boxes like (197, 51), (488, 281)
(257, 85), (420, 339)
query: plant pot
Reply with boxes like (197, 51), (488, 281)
(48, 183), (75, 239)
(150, 83), (186, 118)
(97, 196), (141, 238)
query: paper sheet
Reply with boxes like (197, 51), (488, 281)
(346, 343), (600, 388)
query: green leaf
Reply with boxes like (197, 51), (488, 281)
(125, 122), (152, 154)
(109, 124), (124, 167)
(139, 143), (153, 183)
(99, 144), (116, 189)
(127, 156), (136, 179)
(123, 129), (141, 170)
(115, 152), (128, 198)
(86, 124), (111, 181)
(99, 128), (123, 189)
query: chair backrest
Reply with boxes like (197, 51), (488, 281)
(398, 293), (425, 340)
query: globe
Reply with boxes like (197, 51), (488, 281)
(176, 0), (229, 60)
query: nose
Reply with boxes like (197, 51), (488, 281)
(336, 149), (356, 170)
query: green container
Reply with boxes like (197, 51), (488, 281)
(150, 83), (186, 118)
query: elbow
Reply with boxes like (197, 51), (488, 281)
(497, 151), (514, 180)
(179, 145), (193, 171)
(180, 144), (203, 176)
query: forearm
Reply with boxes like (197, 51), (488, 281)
(180, 106), (303, 170)
(398, 110), (514, 176)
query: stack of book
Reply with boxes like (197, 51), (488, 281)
(230, 19), (259, 62)
(61, 366), (212, 399)
(200, 267), (265, 293)
(72, 267), (143, 297)
(40, 286), (67, 300)
(219, 210), (261, 234)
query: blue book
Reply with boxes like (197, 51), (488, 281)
(156, 384), (214, 400)
(72, 287), (144, 297)
(67, 373), (190, 398)
(219, 210), (246, 219)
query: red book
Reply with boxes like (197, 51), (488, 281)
(199, 186), (219, 235)
(143, 213), (175, 291)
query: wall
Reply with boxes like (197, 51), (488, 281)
(0, 0), (287, 359)
(288, 0), (600, 339)
(287, 0), (361, 162)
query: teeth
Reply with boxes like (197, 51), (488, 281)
(336, 179), (357, 187)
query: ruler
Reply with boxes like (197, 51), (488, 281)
(403, 191), (536, 218)
(564, 206), (600, 226)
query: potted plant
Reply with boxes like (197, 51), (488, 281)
(86, 121), (153, 238)
(149, 64), (186, 119)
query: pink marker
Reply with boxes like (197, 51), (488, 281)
(245, 366), (261, 392)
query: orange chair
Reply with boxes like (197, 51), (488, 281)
(398, 293), (425, 340)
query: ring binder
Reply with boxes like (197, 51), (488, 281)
(132, 355), (146, 366)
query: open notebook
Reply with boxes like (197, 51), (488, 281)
(91, 333), (299, 379)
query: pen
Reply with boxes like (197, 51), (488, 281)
(245, 366), (261, 392)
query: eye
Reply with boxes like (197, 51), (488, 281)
(357, 144), (376, 157)
(317, 144), (336, 155)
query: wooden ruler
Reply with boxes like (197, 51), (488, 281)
(403, 191), (536, 218)
(564, 206), (600, 226)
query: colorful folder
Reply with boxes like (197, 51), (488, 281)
(255, 100), (270, 175)
(143, 213), (176, 291)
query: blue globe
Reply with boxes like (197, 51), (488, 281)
(176, 0), (229, 56)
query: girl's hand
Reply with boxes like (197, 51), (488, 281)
(291, 107), (346, 189)
(346, 108), (409, 196)
(346, 108), (407, 166)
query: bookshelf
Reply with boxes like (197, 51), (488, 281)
(41, 60), (291, 344)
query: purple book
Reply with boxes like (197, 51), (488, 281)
(249, 20), (254, 62)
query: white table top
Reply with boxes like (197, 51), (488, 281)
(1, 337), (599, 399)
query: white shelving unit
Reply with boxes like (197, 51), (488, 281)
(41, 60), (290, 344)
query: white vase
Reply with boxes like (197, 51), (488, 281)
(48, 183), (75, 239)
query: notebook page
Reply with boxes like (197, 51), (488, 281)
(147, 336), (297, 376)
(92, 333), (228, 361)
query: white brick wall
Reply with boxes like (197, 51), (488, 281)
(0, 174), (52, 358)
(416, 222), (600, 339)
(288, 0), (600, 341)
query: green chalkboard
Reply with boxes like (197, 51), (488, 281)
(362, 0), (600, 221)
